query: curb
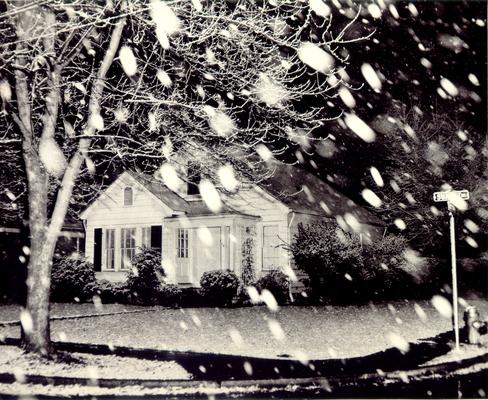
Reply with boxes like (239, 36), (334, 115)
(0, 353), (486, 391)
(0, 331), (463, 382)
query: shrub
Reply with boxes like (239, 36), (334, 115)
(199, 270), (240, 306)
(51, 255), (96, 302)
(85, 280), (129, 304)
(126, 248), (164, 305)
(156, 284), (183, 307)
(256, 270), (290, 305)
(179, 287), (204, 307)
(290, 222), (363, 303)
(290, 222), (434, 303)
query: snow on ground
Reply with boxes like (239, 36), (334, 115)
(1, 298), (487, 359)
(0, 345), (190, 380)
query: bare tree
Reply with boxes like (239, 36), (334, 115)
(0, 0), (369, 354)
(369, 105), (488, 254)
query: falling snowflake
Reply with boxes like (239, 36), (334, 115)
(157, 69), (172, 87)
(199, 179), (222, 213)
(88, 112), (104, 131)
(158, 163), (183, 192)
(361, 188), (382, 208)
(261, 289), (279, 312)
(114, 107), (129, 123)
(440, 78), (459, 97)
(387, 332), (410, 353)
(268, 319), (286, 341)
(39, 137), (67, 177)
(344, 113), (376, 143)
(191, 0), (203, 12)
(431, 295), (452, 319)
(197, 226), (214, 246)
(394, 219), (406, 230)
(255, 144), (274, 162)
(218, 164), (239, 192)
(297, 42), (335, 74)
(367, 3), (382, 19)
(338, 87), (356, 108)
(203, 106), (236, 136)
(0, 80), (12, 102)
(468, 73), (480, 86)
(370, 167), (384, 187)
(153, 2), (180, 33)
(229, 328), (244, 346)
(414, 303), (428, 322)
(119, 46), (138, 77)
(255, 73), (289, 107)
(361, 63), (382, 92)
(309, 0), (331, 18)
(19, 309), (33, 335)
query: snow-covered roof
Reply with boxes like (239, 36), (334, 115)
(259, 162), (385, 227)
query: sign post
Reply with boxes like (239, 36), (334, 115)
(433, 189), (469, 350)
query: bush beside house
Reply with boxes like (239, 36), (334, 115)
(200, 270), (240, 306)
(51, 255), (96, 302)
(256, 270), (290, 305)
(290, 222), (446, 304)
(125, 247), (165, 305)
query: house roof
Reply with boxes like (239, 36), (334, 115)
(259, 162), (385, 227)
(127, 171), (252, 218)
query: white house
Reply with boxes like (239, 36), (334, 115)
(80, 161), (384, 288)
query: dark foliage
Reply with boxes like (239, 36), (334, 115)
(256, 270), (290, 305)
(290, 222), (446, 303)
(156, 284), (183, 307)
(199, 270), (240, 306)
(51, 256), (96, 302)
(85, 279), (129, 304)
(125, 248), (164, 305)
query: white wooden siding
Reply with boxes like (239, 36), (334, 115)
(83, 173), (170, 274)
(224, 187), (291, 275)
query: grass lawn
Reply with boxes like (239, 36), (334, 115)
(2, 297), (487, 359)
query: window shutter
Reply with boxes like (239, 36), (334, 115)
(93, 228), (102, 271)
(150, 225), (162, 250)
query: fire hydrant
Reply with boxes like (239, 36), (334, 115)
(463, 306), (487, 345)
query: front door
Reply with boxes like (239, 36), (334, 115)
(194, 226), (221, 284)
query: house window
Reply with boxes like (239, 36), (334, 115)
(124, 187), (133, 206)
(121, 228), (136, 270)
(262, 225), (280, 270)
(177, 228), (189, 258)
(141, 226), (151, 248)
(105, 229), (115, 270)
(187, 162), (201, 195)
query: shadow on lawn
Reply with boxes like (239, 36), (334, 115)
(167, 329), (454, 380)
(1, 329), (453, 381)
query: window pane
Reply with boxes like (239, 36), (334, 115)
(105, 229), (115, 270)
(142, 227), (151, 248)
(177, 228), (189, 258)
(124, 187), (133, 206)
(121, 228), (136, 270)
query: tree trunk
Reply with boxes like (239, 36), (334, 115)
(10, 0), (127, 355)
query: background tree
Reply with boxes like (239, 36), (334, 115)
(0, 0), (369, 354)
(368, 106), (487, 256)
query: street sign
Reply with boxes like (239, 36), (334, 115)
(432, 188), (470, 350)
(433, 190), (469, 202)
